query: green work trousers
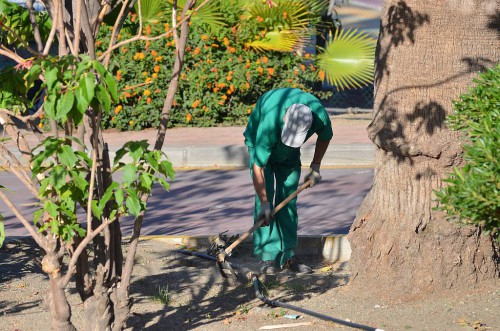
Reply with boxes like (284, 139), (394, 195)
(249, 151), (301, 267)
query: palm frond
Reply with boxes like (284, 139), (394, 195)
(246, 0), (311, 31)
(316, 29), (376, 90)
(307, 0), (330, 16)
(166, 0), (226, 32)
(243, 0), (315, 52)
(246, 30), (307, 52)
(134, 0), (165, 23)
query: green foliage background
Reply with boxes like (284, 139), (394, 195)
(435, 65), (500, 241)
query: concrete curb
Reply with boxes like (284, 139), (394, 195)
(102, 144), (375, 169)
(3, 143), (374, 169)
(3, 146), (375, 169)
(138, 234), (352, 263)
(3, 234), (352, 263)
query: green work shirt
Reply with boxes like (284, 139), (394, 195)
(243, 88), (333, 168)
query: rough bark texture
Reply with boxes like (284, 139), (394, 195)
(42, 241), (76, 331)
(348, 0), (500, 297)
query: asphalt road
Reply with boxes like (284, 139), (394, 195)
(1, 168), (373, 238)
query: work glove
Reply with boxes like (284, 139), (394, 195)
(304, 163), (322, 188)
(257, 202), (272, 226)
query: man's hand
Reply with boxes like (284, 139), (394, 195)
(257, 202), (272, 226)
(304, 163), (322, 187)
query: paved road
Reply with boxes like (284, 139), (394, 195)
(1, 168), (373, 238)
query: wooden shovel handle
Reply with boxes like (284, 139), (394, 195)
(223, 179), (312, 255)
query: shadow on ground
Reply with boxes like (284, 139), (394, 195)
(125, 241), (349, 330)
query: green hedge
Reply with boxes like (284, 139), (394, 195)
(435, 65), (500, 241)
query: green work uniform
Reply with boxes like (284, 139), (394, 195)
(243, 88), (333, 266)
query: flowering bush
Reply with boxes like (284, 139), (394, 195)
(97, 5), (329, 130)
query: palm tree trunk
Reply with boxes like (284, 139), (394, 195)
(348, 0), (499, 297)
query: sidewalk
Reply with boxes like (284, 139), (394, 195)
(101, 111), (374, 168)
(2, 111), (374, 168)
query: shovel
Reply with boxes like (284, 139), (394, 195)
(216, 179), (313, 278)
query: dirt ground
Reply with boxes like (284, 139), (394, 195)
(1, 238), (499, 331)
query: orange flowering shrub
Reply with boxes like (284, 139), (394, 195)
(96, 3), (327, 130)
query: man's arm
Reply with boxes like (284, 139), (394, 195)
(252, 162), (268, 204)
(311, 137), (330, 165)
(252, 162), (272, 226)
(304, 137), (330, 187)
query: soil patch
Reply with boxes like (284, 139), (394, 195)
(1, 238), (498, 331)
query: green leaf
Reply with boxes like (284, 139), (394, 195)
(44, 200), (58, 219)
(45, 67), (59, 91)
(157, 177), (170, 191)
(121, 164), (138, 185)
(103, 71), (118, 102)
(33, 209), (43, 225)
(79, 73), (96, 105)
(74, 86), (90, 114)
(108, 210), (118, 222)
(44, 93), (57, 118)
(55, 92), (74, 122)
(58, 145), (79, 168)
(95, 85), (112, 114)
(49, 165), (67, 190)
(101, 182), (120, 208)
(75, 225), (86, 237)
(115, 188), (124, 206)
(124, 140), (149, 163)
(159, 160), (175, 180)
(125, 189), (141, 217)
(91, 60), (107, 77)
(113, 147), (128, 165)
(143, 152), (160, 172)
(91, 200), (101, 219)
(139, 172), (153, 191)
(38, 178), (51, 196)
(69, 170), (89, 192)
(248, 30), (305, 52)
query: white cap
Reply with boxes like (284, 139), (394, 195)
(281, 104), (312, 148)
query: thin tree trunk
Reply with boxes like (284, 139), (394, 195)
(111, 2), (196, 330)
(154, 0), (195, 150)
(82, 265), (113, 331)
(43, 240), (76, 331)
(348, 0), (499, 298)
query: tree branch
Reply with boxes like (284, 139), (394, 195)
(0, 147), (38, 196)
(103, 0), (134, 68)
(87, 144), (98, 235)
(172, 0), (179, 47)
(0, 106), (44, 124)
(0, 18), (40, 57)
(62, 216), (116, 287)
(0, 111), (34, 165)
(0, 47), (25, 64)
(72, 0), (84, 56)
(97, 0), (210, 62)
(154, 0), (195, 151)
(26, 0), (44, 52)
(56, 0), (68, 55)
(0, 190), (46, 249)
